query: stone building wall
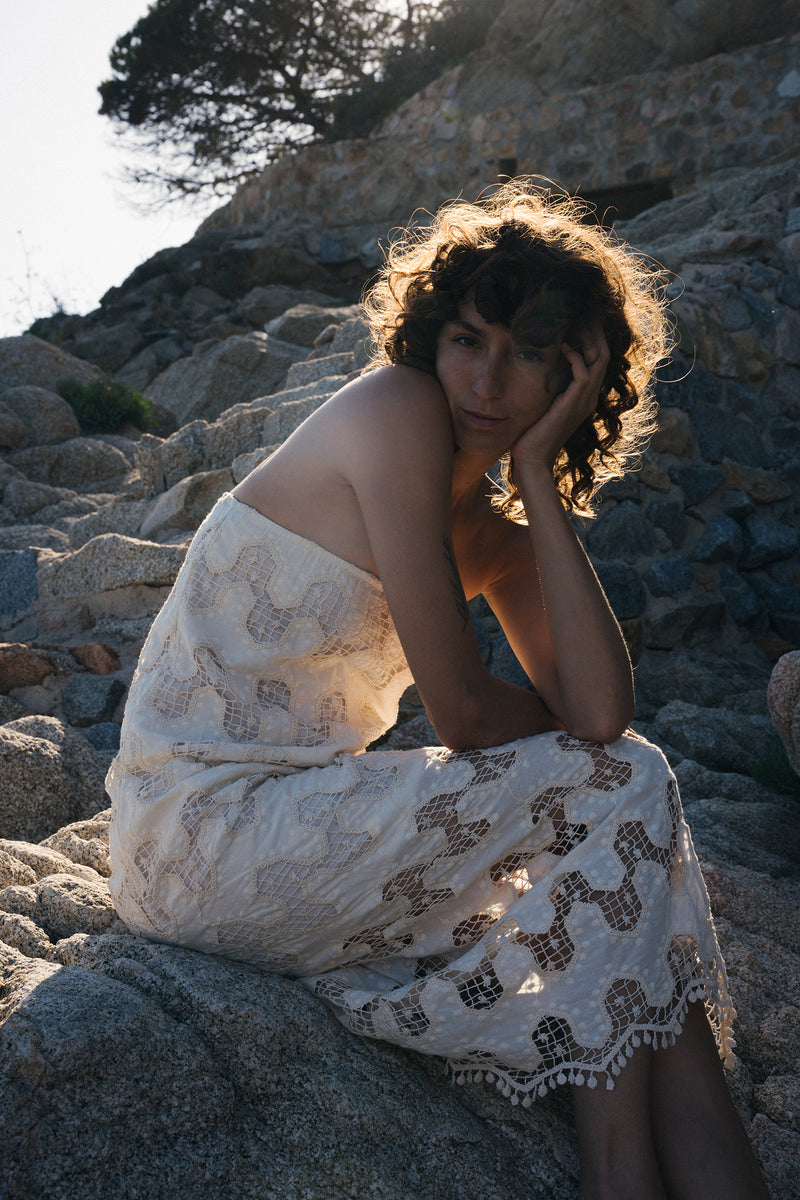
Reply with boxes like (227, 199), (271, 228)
(201, 33), (800, 259)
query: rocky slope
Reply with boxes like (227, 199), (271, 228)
(1, 157), (799, 1196)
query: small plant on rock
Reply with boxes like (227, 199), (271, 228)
(57, 375), (157, 434)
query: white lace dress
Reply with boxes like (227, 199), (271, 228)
(107, 493), (734, 1105)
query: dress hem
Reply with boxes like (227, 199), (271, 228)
(446, 963), (736, 1108)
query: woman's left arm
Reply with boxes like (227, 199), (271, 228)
(483, 337), (635, 743)
(486, 468), (634, 744)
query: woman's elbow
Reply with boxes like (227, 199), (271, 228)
(563, 706), (633, 746)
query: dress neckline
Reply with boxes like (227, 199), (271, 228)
(229, 493), (383, 590)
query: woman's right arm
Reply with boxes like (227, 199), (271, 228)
(332, 367), (560, 749)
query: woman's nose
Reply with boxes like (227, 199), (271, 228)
(474, 356), (504, 399)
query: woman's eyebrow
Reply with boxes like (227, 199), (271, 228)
(450, 317), (484, 335)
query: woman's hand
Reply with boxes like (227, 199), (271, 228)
(510, 330), (610, 471)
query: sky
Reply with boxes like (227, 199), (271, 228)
(1, 1), (219, 338)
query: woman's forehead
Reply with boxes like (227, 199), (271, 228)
(454, 296), (570, 346)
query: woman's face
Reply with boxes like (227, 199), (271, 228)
(435, 299), (570, 460)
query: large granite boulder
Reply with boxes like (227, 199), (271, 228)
(0, 335), (100, 397)
(0, 717), (107, 842)
(145, 331), (305, 426)
(768, 651), (800, 775)
(0, 386), (81, 447)
(0, 760), (797, 1199)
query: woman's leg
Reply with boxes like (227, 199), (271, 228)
(650, 1001), (770, 1200)
(571, 1045), (667, 1200)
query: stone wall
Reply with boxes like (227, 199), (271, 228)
(201, 33), (800, 256)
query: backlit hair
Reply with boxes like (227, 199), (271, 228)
(363, 180), (672, 518)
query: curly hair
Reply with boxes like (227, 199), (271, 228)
(363, 180), (672, 518)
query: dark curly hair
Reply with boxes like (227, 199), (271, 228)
(363, 181), (672, 518)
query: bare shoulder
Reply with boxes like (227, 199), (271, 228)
(325, 364), (451, 444)
(318, 365), (455, 488)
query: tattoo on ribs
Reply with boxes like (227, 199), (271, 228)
(442, 535), (470, 632)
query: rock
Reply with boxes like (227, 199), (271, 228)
(0, 525), (69, 552)
(265, 303), (357, 347)
(115, 336), (186, 392)
(767, 651), (800, 774)
(37, 535), (186, 600)
(0, 840), (102, 885)
(690, 514), (745, 564)
(312, 313), (372, 369)
(285, 352), (356, 389)
(1, 477), (79, 521)
(653, 700), (775, 774)
(650, 406), (698, 457)
(0, 403), (28, 450)
(83, 721), (121, 754)
(383, 712), (440, 750)
(720, 569), (764, 627)
(740, 516), (799, 569)
(594, 561), (647, 619)
(644, 593), (727, 649)
(635, 650), (771, 714)
(0, 930), (582, 1200)
(720, 462), (794, 504)
(146, 332), (301, 426)
(0, 695), (30, 724)
(139, 468), (234, 540)
(586, 500), (654, 560)
(754, 1076), (800, 1133)
(643, 554), (695, 596)
(693, 404), (769, 468)
(667, 464), (726, 506)
(237, 284), (342, 327)
(5, 438), (133, 491)
(0, 851), (36, 888)
(0, 643), (53, 691)
(645, 496), (689, 548)
(232, 445), (277, 483)
(60, 675), (126, 727)
(0, 871), (124, 942)
(68, 321), (145, 374)
(40, 811), (112, 877)
(67, 498), (151, 548)
(0, 550), (38, 621)
(0, 387), (80, 448)
(0, 335), (100, 395)
(719, 489), (756, 521)
(70, 643), (121, 675)
(0, 717), (107, 842)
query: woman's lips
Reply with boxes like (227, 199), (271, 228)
(462, 409), (506, 428)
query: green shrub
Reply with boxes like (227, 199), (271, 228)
(57, 375), (157, 434)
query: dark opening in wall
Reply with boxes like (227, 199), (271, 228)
(497, 157), (518, 179)
(577, 180), (674, 225)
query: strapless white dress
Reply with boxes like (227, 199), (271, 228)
(107, 493), (734, 1105)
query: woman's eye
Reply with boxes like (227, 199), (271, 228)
(517, 348), (544, 363)
(455, 334), (478, 348)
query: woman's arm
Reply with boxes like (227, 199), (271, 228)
(484, 478), (634, 744)
(337, 368), (561, 750)
(484, 337), (634, 744)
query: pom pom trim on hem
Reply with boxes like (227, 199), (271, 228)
(445, 970), (735, 1109)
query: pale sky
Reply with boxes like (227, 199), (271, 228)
(0, 1), (219, 338)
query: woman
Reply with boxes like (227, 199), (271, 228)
(107, 183), (769, 1198)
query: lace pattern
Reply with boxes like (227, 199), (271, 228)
(107, 493), (734, 1105)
